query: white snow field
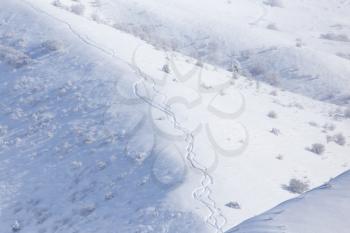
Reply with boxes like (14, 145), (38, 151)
(227, 170), (350, 233)
(0, 0), (350, 233)
(49, 0), (350, 105)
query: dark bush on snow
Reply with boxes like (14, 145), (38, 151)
(308, 143), (325, 155)
(283, 178), (309, 194)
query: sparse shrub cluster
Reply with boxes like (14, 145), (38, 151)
(323, 123), (336, 131)
(267, 110), (277, 118)
(328, 133), (346, 146)
(11, 220), (21, 232)
(225, 201), (241, 209)
(264, 0), (284, 7)
(308, 121), (319, 127)
(162, 64), (170, 73)
(284, 178), (309, 194)
(41, 40), (63, 52)
(266, 23), (278, 30)
(276, 154), (283, 160)
(71, 4), (86, 15)
(320, 33), (350, 42)
(52, 0), (63, 7)
(309, 143), (325, 155)
(79, 204), (96, 217)
(270, 128), (280, 135)
(0, 46), (31, 68)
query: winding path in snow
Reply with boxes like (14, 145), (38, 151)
(22, 1), (226, 232)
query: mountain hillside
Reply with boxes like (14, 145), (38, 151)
(50, 0), (350, 105)
(0, 1), (350, 233)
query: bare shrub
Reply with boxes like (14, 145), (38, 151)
(0, 45), (31, 68)
(41, 40), (63, 52)
(195, 60), (204, 67)
(323, 123), (336, 131)
(52, 0), (63, 7)
(333, 133), (346, 146)
(308, 121), (319, 127)
(79, 204), (96, 217)
(12, 220), (21, 232)
(225, 201), (241, 209)
(320, 33), (350, 42)
(91, 13), (103, 23)
(296, 38), (303, 48)
(162, 64), (170, 73)
(264, 0), (284, 7)
(267, 111), (277, 119)
(270, 128), (281, 135)
(266, 23), (278, 30)
(283, 178), (309, 194)
(71, 4), (85, 15)
(308, 143), (325, 155)
(104, 192), (114, 200)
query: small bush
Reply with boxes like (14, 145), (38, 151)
(41, 40), (63, 52)
(296, 38), (303, 48)
(12, 220), (21, 232)
(333, 133), (346, 146)
(52, 0), (62, 7)
(308, 121), (318, 127)
(91, 13), (103, 23)
(196, 60), (204, 67)
(264, 0), (284, 7)
(104, 192), (114, 201)
(71, 4), (85, 15)
(225, 201), (241, 209)
(323, 123), (336, 131)
(267, 111), (277, 118)
(320, 33), (350, 42)
(270, 128), (280, 135)
(79, 204), (96, 217)
(266, 23), (278, 30)
(0, 45), (31, 68)
(283, 178), (309, 194)
(309, 143), (325, 155)
(162, 64), (170, 73)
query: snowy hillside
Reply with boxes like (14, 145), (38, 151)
(0, 0), (350, 233)
(227, 170), (350, 233)
(48, 0), (350, 105)
(0, 1), (207, 232)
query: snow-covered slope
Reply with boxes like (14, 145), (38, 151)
(226, 170), (350, 233)
(51, 0), (350, 105)
(1, 1), (350, 233)
(0, 1), (207, 232)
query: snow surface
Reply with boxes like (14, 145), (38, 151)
(0, 0), (350, 233)
(227, 170), (350, 233)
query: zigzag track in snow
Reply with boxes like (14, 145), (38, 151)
(22, 1), (227, 232)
